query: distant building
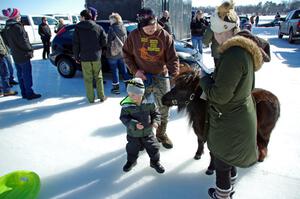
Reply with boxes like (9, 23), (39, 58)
(85, 0), (192, 40)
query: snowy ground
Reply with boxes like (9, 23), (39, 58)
(1, 26), (300, 199)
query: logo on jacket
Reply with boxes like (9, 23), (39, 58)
(140, 36), (163, 62)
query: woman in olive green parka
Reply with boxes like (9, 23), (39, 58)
(199, 1), (271, 198)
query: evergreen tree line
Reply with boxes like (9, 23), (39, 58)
(195, 0), (300, 15)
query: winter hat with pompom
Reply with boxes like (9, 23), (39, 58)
(2, 8), (20, 19)
(210, 0), (240, 33)
(127, 78), (145, 95)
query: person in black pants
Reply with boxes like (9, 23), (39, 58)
(38, 17), (51, 59)
(119, 78), (165, 174)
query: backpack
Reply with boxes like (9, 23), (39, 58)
(110, 34), (123, 56)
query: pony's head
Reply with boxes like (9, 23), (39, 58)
(162, 67), (203, 112)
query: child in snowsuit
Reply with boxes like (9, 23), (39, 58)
(120, 77), (165, 173)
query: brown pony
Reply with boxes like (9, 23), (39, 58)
(162, 67), (280, 163)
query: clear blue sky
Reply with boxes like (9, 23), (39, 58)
(1, 0), (85, 15)
(1, 0), (284, 15)
(193, 0), (284, 7)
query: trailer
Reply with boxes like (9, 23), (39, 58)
(85, 0), (192, 40)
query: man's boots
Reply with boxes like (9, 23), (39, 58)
(111, 84), (120, 94)
(156, 122), (173, 149)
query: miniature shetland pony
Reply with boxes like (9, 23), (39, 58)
(162, 68), (280, 163)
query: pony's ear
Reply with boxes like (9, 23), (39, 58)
(179, 63), (191, 73)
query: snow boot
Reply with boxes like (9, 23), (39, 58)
(150, 161), (165, 174)
(208, 186), (232, 199)
(229, 169), (238, 197)
(111, 84), (120, 94)
(123, 161), (137, 172)
(3, 90), (18, 97)
(156, 122), (173, 149)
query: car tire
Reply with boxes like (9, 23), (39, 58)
(278, 28), (283, 39)
(57, 58), (76, 78)
(288, 29), (294, 44)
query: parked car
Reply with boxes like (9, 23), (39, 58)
(71, 15), (80, 24)
(45, 14), (73, 24)
(50, 20), (203, 78)
(21, 15), (58, 44)
(257, 17), (285, 27)
(239, 16), (252, 31)
(278, 9), (300, 43)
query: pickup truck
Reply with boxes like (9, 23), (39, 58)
(21, 15), (58, 44)
(278, 9), (300, 43)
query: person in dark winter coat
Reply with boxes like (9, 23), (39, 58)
(123, 8), (179, 149)
(2, 8), (41, 100)
(38, 17), (51, 59)
(199, 1), (271, 198)
(190, 10), (209, 54)
(158, 10), (172, 36)
(203, 26), (220, 67)
(73, 9), (107, 103)
(120, 77), (165, 173)
(106, 12), (130, 94)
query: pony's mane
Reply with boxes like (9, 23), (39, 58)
(174, 67), (205, 127)
(174, 67), (201, 92)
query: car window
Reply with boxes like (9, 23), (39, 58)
(292, 10), (300, 19)
(97, 22), (110, 33)
(125, 24), (137, 33)
(47, 17), (58, 25)
(21, 16), (30, 26)
(55, 16), (69, 21)
(32, 17), (43, 25)
(72, 16), (78, 23)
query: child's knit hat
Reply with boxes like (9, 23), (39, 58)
(127, 78), (145, 95)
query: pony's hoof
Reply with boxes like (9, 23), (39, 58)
(205, 169), (214, 175)
(194, 154), (201, 160)
(258, 147), (268, 162)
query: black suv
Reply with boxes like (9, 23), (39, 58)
(50, 20), (202, 78)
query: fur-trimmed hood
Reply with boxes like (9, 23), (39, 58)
(218, 30), (271, 71)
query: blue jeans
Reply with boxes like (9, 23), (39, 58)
(0, 58), (10, 93)
(107, 58), (130, 85)
(15, 61), (34, 97)
(3, 56), (14, 82)
(191, 36), (203, 54)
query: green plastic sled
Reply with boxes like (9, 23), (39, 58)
(0, 170), (40, 199)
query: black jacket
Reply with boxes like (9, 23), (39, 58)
(190, 18), (209, 37)
(73, 20), (107, 62)
(3, 19), (33, 64)
(38, 22), (51, 40)
(158, 17), (172, 35)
